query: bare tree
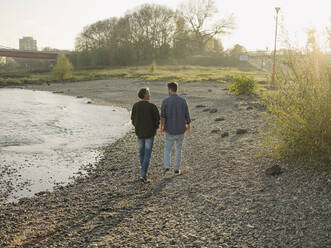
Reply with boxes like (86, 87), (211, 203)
(75, 17), (118, 51)
(178, 0), (235, 53)
(126, 4), (176, 62)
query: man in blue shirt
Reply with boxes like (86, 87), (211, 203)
(160, 82), (191, 175)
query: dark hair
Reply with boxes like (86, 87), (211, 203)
(167, 82), (178, 92)
(138, 87), (149, 99)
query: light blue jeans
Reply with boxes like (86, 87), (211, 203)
(138, 136), (154, 179)
(164, 133), (185, 171)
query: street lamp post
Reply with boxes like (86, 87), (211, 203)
(271, 7), (280, 85)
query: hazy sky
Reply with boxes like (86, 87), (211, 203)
(1, 0), (330, 51)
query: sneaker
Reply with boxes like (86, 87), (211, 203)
(163, 168), (170, 176)
(140, 177), (147, 182)
(174, 170), (181, 175)
(140, 177), (150, 183)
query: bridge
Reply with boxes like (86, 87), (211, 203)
(0, 44), (69, 60)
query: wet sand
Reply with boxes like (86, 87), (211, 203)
(0, 79), (330, 247)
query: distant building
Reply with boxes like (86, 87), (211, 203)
(19, 37), (37, 51)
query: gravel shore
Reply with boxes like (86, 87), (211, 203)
(0, 79), (330, 247)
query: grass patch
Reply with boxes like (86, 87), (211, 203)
(0, 65), (267, 86)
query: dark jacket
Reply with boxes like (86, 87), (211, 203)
(131, 101), (160, 139)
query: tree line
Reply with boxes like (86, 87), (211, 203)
(70, 0), (248, 68)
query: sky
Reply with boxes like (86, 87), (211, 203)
(0, 0), (330, 51)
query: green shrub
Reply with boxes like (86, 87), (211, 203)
(228, 74), (257, 95)
(262, 49), (331, 166)
(53, 54), (73, 81)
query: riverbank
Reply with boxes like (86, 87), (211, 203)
(0, 79), (330, 247)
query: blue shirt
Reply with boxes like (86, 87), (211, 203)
(161, 94), (191, 135)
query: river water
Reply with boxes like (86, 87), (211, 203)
(0, 89), (131, 203)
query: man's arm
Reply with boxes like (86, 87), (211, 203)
(131, 104), (136, 127)
(160, 117), (165, 136)
(184, 101), (191, 134)
(160, 100), (166, 136)
(153, 105), (160, 130)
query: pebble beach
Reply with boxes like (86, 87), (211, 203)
(0, 79), (330, 247)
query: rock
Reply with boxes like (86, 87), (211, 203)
(202, 108), (210, 112)
(211, 129), (221, 134)
(215, 117), (225, 122)
(196, 104), (206, 108)
(53, 91), (64, 94)
(76, 96), (84, 98)
(34, 191), (49, 196)
(236, 129), (248, 135)
(209, 108), (218, 113)
(221, 132), (229, 138)
(208, 89), (212, 92)
(246, 106), (253, 110)
(87, 101), (92, 104)
(265, 164), (283, 176)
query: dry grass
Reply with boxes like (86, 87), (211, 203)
(261, 49), (331, 166)
(0, 65), (267, 85)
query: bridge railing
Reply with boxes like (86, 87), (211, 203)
(0, 48), (70, 60)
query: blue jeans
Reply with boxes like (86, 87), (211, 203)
(164, 133), (185, 170)
(138, 136), (154, 179)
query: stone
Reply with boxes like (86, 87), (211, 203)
(87, 101), (92, 104)
(211, 129), (221, 134)
(265, 164), (283, 176)
(246, 106), (253, 110)
(215, 117), (225, 122)
(236, 129), (248, 135)
(221, 132), (229, 138)
(209, 109), (218, 113)
(76, 96), (84, 98)
(196, 104), (206, 108)
(202, 108), (210, 112)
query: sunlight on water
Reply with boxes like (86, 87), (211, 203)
(0, 89), (131, 203)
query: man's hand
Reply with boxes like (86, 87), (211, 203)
(185, 125), (190, 135)
(161, 128), (165, 136)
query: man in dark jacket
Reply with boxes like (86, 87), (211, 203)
(131, 87), (160, 182)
